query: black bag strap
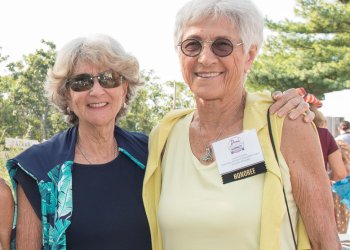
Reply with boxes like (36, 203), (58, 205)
(267, 107), (298, 250)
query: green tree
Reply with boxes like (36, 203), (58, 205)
(247, 0), (350, 98)
(119, 70), (194, 135)
(0, 40), (67, 143)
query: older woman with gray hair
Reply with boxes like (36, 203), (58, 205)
(143, 0), (340, 249)
(6, 34), (152, 249)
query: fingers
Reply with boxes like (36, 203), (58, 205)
(287, 101), (314, 121)
(270, 88), (301, 115)
(302, 108), (315, 123)
(270, 88), (315, 123)
(271, 91), (283, 101)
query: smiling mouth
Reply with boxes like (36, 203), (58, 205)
(195, 72), (222, 78)
(88, 102), (108, 108)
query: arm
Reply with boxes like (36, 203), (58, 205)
(0, 179), (14, 250)
(328, 149), (347, 181)
(270, 88), (314, 122)
(16, 184), (42, 250)
(281, 117), (341, 250)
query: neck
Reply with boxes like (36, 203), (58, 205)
(75, 123), (117, 164)
(195, 90), (246, 134)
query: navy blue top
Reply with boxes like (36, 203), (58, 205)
(14, 126), (151, 250)
(15, 150), (151, 250)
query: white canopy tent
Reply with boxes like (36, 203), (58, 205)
(320, 89), (350, 120)
(319, 89), (350, 136)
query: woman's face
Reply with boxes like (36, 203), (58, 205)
(178, 16), (257, 101)
(67, 63), (128, 128)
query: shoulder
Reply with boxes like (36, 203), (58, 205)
(245, 91), (273, 110)
(317, 127), (333, 140)
(245, 91), (274, 120)
(283, 116), (316, 137)
(116, 127), (149, 167)
(9, 127), (77, 180)
(116, 127), (148, 146)
(149, 108), (195, 139)
(17, 127), (76, 158)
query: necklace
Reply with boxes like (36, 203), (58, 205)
(198, 93), (246, 163)
(76, 139), (118, 164)
(199, 124), (225, 162)
(76, 142), (92, 164)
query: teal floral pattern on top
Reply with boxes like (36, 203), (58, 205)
(7, 160), (73, 250)
(40, 160), (73, 249)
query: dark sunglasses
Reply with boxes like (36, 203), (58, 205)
(178, 38), (243, 57)
(66, 70), (123, 92)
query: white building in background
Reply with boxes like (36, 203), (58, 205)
(319, 89), (350, 136)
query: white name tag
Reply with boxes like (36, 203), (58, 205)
(212, 129), (266, 184)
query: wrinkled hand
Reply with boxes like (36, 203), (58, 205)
(270, 88), (315, 123)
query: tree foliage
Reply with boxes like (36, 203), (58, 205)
(247, 0), (350, 98)
(119, 70), (194, 134)
(0, 43), (194, 146)
(0, 40), (68, 143)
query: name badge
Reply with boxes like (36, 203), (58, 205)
(212, 129), (266, 184)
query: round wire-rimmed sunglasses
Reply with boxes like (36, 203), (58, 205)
(66, 69), (124, 92)
(178, 38), (243, 57)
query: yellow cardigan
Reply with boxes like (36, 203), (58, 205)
(143, 91), (311, 250)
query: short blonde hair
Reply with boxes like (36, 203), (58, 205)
(310, 104), (327, 128)
(45, 34), (142, 125)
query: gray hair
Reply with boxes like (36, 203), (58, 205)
(174, 0), (264, 54)
(45, 34), (142, 125)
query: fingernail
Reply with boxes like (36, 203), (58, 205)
(288, 113), (297, 119)
(277, 111), (285, 117)
(276, 93), (282, 98)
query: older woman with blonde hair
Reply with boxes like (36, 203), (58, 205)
(6, 34), (152, 249)
(143, 0), (340, 249)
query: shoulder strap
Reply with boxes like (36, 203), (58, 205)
(267, 107), (297, 250)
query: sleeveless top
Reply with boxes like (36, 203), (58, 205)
(158, 113), (298, 250)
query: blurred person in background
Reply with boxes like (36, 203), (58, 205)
(333, 140), (350, 234)
(336, 121), (350, 146)
(297, 87), (347, 182)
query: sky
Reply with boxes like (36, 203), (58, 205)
(0, 0), (296, 82)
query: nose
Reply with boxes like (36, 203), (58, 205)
(89, 77), (104, 95)
(198, 43), (218, 65)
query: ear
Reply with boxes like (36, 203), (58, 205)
(65, 91), (73, 112)
(121, 81), (129, 101)
(244, 45), (258, 73)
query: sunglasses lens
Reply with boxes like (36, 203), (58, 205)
(69, 74), (93, 92)
(181, 39), (202, 57)
(67, 70), (120, 92)
(212, 39), (233, 57)
(180, 38), (235, 57)
(98, 71), (119, 88)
